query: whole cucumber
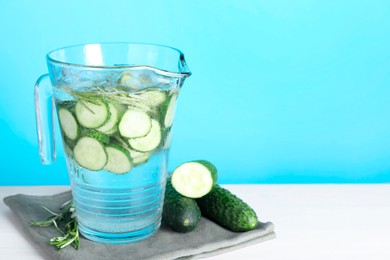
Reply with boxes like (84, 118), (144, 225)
(196, 185), (259, 232)
(162, 181), (201, 233)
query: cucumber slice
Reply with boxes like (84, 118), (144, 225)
(128, 119), (161, 152)
(73, 137), (107, 171)
(119, 73), (133, 86)
(58, 108), (78, 140)
(137, 89), (167, 108)
(96, 103), (120, 134)
(119, 72), (140, 89)
(75, 99), (109, 128)
(104, 144), (132, 174)
(164, 94), (177, 128)
(171, 160), (218, 199)
(109, 136), (149, 165)
(163, 128), (173, 149)
(113, 102), (127, 116)
(129, 149), (150, 165)
(118, 109), (151, 138)
(105, 125), (118, 135)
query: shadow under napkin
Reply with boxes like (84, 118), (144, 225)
(3, 191), (275, 260)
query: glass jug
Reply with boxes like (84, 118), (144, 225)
(34, 43), (191, 244)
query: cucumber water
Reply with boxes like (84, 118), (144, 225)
(54, 69), (180, 243)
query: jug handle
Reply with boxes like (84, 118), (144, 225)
(34, 74), (56, 164)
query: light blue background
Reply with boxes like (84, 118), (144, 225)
(1, 0), (389, 185)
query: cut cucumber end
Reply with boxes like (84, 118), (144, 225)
(171, 161), (218, 199)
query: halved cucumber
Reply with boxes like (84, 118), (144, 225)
(171, 160), (218, 199)
(58, 108), (78, 140)
(75, 99), (109, 128)
(104, 144), (132, 174)
(73, 137), (107, 171)
(96, 102), (120, 134)
(128, 119), (161, 152)
(118, 109), (152, 138)
(164, 94), (177, 128)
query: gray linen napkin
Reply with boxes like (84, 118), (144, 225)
(3, 191), (275, 260)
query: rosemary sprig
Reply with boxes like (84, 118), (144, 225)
(30, 200), (80, 250)
(60, 85), (157, 115)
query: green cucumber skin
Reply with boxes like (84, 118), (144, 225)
(105, 143), (131, 159)
(80, 127), (110, 144)
(196, 185), (259, 232)
(163, 181), (201, 233)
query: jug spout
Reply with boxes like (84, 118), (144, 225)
(177, 52), (191, 78)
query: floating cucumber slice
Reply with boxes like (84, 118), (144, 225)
(96, 103), (120, 134)
(171, 160), (218, 199)
(163, 128), (173, 149)
(58, 108), (78, 140)
(129, 149), (150, 165)
(105, 125), (118, 135)
(164, 94), (177, 128)
(73, 137), (107, 171)
(104, 144), (132, 174)
(128, 119), (161, 152)
(118, 109), (152, 138)
(119, 72), (141, 89)
(137, 89), (167, 108)
(75, 100), (109, 128)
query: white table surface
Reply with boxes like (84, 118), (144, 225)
(1, 184), (389, 260)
